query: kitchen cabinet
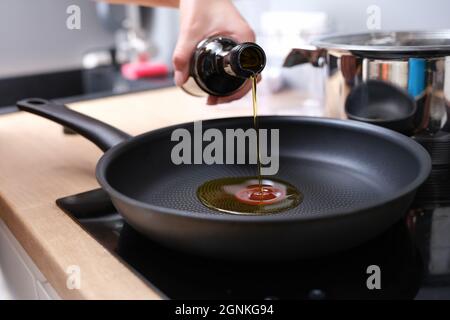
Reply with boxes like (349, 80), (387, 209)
(0, 219), (60, 300)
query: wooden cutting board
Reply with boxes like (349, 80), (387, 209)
(0, 87), (316, 299)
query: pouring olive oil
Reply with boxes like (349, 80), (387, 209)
(187, 36), (302, 215)
(197, 77), (303, 215)
(251, 75), (262, 190)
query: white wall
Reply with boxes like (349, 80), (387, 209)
(148, 7), (179, 67)
(1, 0), (450, 78)
(236, 0), (450, 34)
(0, 0), (115, 78)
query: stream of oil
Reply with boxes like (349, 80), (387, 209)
(251, 75), (262, 190)
(197, 76), (303, 215)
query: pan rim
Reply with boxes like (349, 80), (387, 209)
(95, 116), (431, 223)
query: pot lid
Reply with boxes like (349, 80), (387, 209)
(313, 30), (450, 53)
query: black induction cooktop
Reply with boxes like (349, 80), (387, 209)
(56, 188), (450, 300)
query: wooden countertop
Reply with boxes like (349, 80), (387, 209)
(0, 87), (319, 299)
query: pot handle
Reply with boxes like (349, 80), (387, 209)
(17, 98), (132, 152)
(283, 47), (327, 68)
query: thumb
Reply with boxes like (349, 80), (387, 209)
(172, 36), (198, 86)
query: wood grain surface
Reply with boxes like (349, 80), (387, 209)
(0, 87), (318, 299)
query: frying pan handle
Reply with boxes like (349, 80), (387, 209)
(17, 98), (132, 152)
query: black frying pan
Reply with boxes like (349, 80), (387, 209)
(17, 98), (431, 260)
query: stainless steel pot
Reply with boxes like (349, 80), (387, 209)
(284, 31), (450, 135)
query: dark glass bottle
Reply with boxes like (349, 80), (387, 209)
(182, 36), (266, 97)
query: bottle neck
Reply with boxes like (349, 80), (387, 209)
(222, 42), (266, 79)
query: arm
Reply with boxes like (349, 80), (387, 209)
(174, 0), (255, 105)
(100, 0), (255, 105)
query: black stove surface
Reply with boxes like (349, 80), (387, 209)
(57, 189), (450, 300)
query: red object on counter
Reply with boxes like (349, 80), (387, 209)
(121, 61), (169, 80)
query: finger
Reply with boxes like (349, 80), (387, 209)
(215, 80), (253, 105)
(172, 36), (198, 86)
(215, 90), (249, 105)
(209, 73), (262, 105)
(172, 49), (191, 86)
(207, 96), (218, 105)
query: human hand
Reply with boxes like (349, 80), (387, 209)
(173, 0), (256, 105)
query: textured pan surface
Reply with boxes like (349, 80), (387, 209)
(116, 159), (384, 216)
(98, 117), (430, 220)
